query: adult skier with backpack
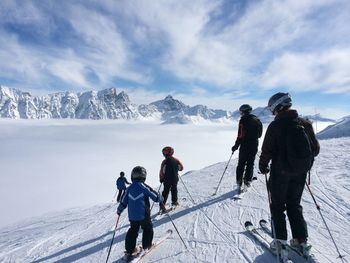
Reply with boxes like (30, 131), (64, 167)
(259, 92), (320, 262)
(232, 104), (263, 192)
(116, 171), (131, 202)
(159, 146), (184, 213)
(117, 166), (165, 261)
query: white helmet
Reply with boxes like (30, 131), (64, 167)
(268, 92), (292, 113)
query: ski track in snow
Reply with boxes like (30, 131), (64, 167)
(1, 139), (350, 262)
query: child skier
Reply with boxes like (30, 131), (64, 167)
(159, 146), (184, 213)
(116, 171), (130, 202)
(117, 166), (164, 261)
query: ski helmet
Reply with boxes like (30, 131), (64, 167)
(120, 171), (125, 177)
(268, 92), (292, 114)
(239, 104), (252, 114)
(131, 166), (147, 181)
(162, 146), (174, 157)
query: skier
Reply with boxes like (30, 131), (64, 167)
(231, 104), (263, 192)
(116, 171), (131, 202)
(159, 146), (184, 213)
(259, 93), (320, 260)
(117, 166), (165, 260)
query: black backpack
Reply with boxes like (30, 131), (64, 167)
(282, 118), (313, 173)
(244, 115), (263, 140)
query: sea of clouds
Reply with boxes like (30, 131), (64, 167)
(0, 119), (241, 228)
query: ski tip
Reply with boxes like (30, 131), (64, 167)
(259, 219), (268, 225)
(244, 221), (253, 228)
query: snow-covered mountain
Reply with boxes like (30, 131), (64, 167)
(0, 86), (140, 120)
(151, 95), (230, 124)
(0, 85), (343, 129)
(0, 86), (232, 124)
(304, 114), (335, 123)
(0, 138), (349, 262)
(317, 115), (350, 139)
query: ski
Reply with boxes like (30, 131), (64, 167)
(121, 246), (143, 262)
(259, 219), (320, 263)
(124, 229), (173, 263)
(154, 203), (181, 220)
(244, 221), (293, 263)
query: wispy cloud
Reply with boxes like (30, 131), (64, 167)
(0, 0), (349, 116)
(260, 48), (350, 93)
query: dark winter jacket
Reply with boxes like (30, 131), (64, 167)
(116, 177), (130, 190)
(159, 156), (184, 184)
(117, 181), (162, 221)
(233, 113), (263, 150)
(259, 110), (320, 173)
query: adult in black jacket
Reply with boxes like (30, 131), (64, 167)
(159, 146), (184, 211)
(259, 92), (320, 256)
(232, 104), (263, 189)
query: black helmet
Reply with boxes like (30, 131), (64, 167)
(239, 104), (252, 114)
(131, 166), (147, 181)
(120, 171), (125, 177)
(162, 146), (174, 157)
(268, 92), (292, 113)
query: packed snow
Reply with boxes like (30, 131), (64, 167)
(0, 119), (349, 263)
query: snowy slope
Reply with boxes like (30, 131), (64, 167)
(1, 139), (349, 263)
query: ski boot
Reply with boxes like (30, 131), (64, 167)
(290, 238), (312, 258)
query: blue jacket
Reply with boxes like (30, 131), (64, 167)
(117, 181), (162, 221)
(116, 177), (129, 190)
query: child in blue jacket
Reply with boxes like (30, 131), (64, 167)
(116, 171), (130, 202)
(117, 166), (164, 258)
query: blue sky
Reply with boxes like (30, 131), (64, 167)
(0, 0), (349, 118)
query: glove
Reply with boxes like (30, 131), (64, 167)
(259, 164), (270, 174)
(117, 208), (122, 216)
(231, 145), (238, 152)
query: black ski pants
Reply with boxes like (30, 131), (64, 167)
(162, 181), (178, 205)
(269, 169), (308, 241)
(117, 189), (125, 202)
(125, 218), (153, 253)
(236, 144), (258, 185)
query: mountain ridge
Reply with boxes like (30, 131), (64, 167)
(0, 85), (339, 126)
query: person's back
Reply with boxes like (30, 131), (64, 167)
(260, 110), (319, 172)
(239, 113), (263, 145)
(117, 166), (162, 259)
(117, 176), (127, 190)
(122, 181), (159, 221)
(159, 146), (184, 210)
(163, 156), (182, 184)
(232, 104), (262, 189)
(259, 92), (320, 261)
(116, 171), (130, 202)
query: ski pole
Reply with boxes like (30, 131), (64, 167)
(212, 152), (234, 196)
(150, 183), (163, 212)
(163, 209), (188, 249)
(105, 214), (120, 263)
(179, 175), (195, 203)
(264, 173), (281, 263)
(305, 183), (345, 262)
(112, 190), (118, 202)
